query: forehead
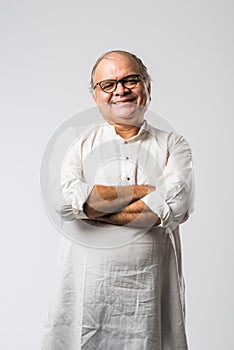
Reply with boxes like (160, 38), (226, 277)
(93, 53), (141, 82)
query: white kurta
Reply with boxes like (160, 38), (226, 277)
(42, 120), (194, 350)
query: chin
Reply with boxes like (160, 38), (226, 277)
(112, 104), (139, 119)
(99, 102), (146, 125)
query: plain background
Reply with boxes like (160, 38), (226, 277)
(0, 0), (233, 349)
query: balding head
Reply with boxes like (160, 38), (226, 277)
(90, 50), (151, 93)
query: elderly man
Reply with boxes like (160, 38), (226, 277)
(43, 50), (194, 350)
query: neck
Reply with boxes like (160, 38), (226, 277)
(113, 123), (141, 139)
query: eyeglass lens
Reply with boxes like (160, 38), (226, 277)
(99, 75), (141, 93)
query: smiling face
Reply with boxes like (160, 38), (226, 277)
(92, 53), (151, 125)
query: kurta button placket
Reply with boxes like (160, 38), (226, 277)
(121, 140), (130, 182)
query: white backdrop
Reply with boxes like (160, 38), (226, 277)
(0, 1), (233, 349)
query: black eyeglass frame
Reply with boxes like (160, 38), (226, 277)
(93, 74), (145, 93)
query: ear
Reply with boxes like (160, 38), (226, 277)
(147, 82), (151, 96)
(92, 91), (97, 104)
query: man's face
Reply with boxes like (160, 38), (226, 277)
(92, 53), (151, 124)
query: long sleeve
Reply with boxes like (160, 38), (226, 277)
(141, 133), (194, 230)
(60, 140), (93, 220)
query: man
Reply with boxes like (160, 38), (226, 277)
(43, 50), (194, 350)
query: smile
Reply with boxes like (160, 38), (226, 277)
(112, 99), (136, 104)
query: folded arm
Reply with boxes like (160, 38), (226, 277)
(83, 184), (155, 219)
(95, 199), (161, 227)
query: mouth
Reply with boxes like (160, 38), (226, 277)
(111, 98), (136, 105)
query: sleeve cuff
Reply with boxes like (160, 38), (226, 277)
(71, 182), (93, 219)
(141, 191), (172, 228)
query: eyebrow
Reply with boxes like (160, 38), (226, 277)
(94, 73), (141, 86)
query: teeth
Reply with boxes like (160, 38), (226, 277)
(114, 101), (132, 104)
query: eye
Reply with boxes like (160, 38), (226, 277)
(123, 75), (140, 87)
(100, 80), (116, 91)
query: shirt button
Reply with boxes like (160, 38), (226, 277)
(126, 177), (130, 181)
(124, 141), (128, 144)
(126, 156), (129, 160)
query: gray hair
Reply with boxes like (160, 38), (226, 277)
(89, 49), (151, 94)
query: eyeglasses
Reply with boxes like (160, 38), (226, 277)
(93, 74), (144, 93)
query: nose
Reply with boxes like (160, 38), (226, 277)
(113, 81), (129, 96)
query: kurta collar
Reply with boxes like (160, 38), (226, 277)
(104, 119), (149, 142)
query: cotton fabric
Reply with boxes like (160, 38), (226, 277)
(42, 120), (194, 350)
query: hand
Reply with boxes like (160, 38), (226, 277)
(84, 184), (155, 219)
